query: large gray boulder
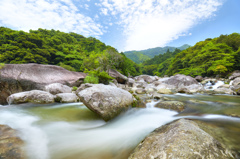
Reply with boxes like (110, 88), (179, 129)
(0, 125), (25, 159)
(7, 90), (55, 104)
(0, 64), (86, 104)
(44, 83), (72, 95)
(229, 70), (240, 80)
(155, 101), (185, 112)
(232, 77), (240, 86)
(129, 119), (238, 159)
(108, 69), (127, 84)
(77, 84), (134, 121)
(134, 75), (158, 83)
(55, 93), (79, 103)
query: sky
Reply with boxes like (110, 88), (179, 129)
(0, 0), (239, 52)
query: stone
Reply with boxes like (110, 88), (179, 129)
(77, 84), (134, 121)
(0, 64), (86, 104)
(229, 70), (240, 80)
(134, 75), (158, 83)
(7, 90), (55, 104)
(0, 125), (25, 159)
(214, 88), (234, 95)
(126, 78), (135, 87)
(232, 77), (240, 86)
(108, 69), (127, 84)
(157, 88), (173, 94)
(135, 88), (146, 94)
(155, 101), (185, 112)
(129, 119), (238, 159)
(195, 75), (203, 82)
(44, 83), (72, 95)
(164, 74), (199, 87)
(55, 93), (79, 103)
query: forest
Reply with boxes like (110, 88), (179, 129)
(0, 27), (240, 78)
(0, 27), (141, 78)
(142, 33), (240, 77)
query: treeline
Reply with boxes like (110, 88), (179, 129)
(142, 33), (240, 77)
(0, 27), (141, 76)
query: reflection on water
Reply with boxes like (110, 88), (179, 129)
(0, 94), (240, 159)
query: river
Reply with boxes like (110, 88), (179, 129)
(0, 93), (240, 159)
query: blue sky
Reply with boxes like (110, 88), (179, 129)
(0, 0), (239, 52)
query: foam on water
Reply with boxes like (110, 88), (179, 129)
(0, 109), (49, 159)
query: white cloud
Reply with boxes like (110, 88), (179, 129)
(99, 0), (223, 51)
(0, 0), (103, 37)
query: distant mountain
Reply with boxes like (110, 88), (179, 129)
(124, 44), (190, 64)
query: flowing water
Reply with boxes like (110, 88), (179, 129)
(0, 94), (240, 159)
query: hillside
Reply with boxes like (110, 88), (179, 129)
(141, 33), (240, 77)
(124, 44), (190, 64)
(0, 27), (141, 76)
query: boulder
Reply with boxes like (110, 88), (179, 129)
(229, 70), (240, 80)
(75, 83), (93, 94)
(44, 83), (72, 95)
(164, 74), (199, 87)
(195, 75), (203, 82)
(0, 125), (25, 159)
(0, 64), (86, 104)
(108, 69), (127, 84)
(157, 88), (173, 94)
(77, 84), (134, 121)
(55, 93), (79, 103)
(134, 75), (158, 83)
(232, 77), (240, 86)
(214, 88), (234, 95)
(155, 101), (185, 112)
(7, 90), (55, 104)
(126, 78), (135, 87)
(129, 119), (238, 159)
(135, 88), (146, 94)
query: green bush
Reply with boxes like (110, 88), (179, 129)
(84, 70), (113, 84)
(59, 62), (76, 72)
(72, 86), (78, 91)
(0, 63), (5, 69)
(84, 74), (99, 84)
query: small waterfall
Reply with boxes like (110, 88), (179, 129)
(146, 100), (159, 108)
(204, 81), (224, 90)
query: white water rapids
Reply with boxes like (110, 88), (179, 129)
(1, 98), (240, 159)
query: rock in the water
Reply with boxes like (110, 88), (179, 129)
(108, 69), (127, 84)
(134, 75), (158, 83)
(129, 119), (237, 159)
(0, 125), (25, 159)
(44, 83), (72, 95)
(214, 88), (234, 95)
(195, 75), (203, 82)
(135, 88), (146, 94)
(157, 88), (173, 94)
(229, 70), (240, 80)
(55, 93), (79, 103)
(155, 101), (185, 112)
(7, 90), (55, 104)
(77, 84), (134, 121)
(232, 77), (240, 86)
(0, 64), (86, 104)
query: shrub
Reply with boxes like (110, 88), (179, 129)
(59, 62), (76, 72)
(0, 63), (5, 69)
(84, 74), (99, 84)
(72, 86), (78, 91)
(84, 70), (113, 84)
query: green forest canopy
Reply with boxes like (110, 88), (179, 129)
(0, 27), (141, 76)
(142, 33), (240, 77)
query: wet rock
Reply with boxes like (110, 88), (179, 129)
(0, 125), (25, 159)
(77, 84), (134, 121)
(157, 88), (173, 94)
(108, 69), (127, 84)
(155, 101), (185, 112)
(0, 64), (86, 104)
(44, 83), (72, 95)
(55, 93), (79, 103)
(126, 78), (135, 87)
(7, 90), (55, 104)
(201, 78), (217, 85)
(134, 75), (158, 83)
(195, 75), (203, 82)
(229, 70), (240, 80)
(129, 119), (238, 159)
(232, 77), (240, 86)
(177, 87), (191, 94)
(135, 88), (146, 94)
(214, 88), (234, 95)
(152, 93), (163, 100)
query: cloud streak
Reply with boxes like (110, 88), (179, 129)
(99, 0), (223, 51)
(0, 0), (103, 37)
